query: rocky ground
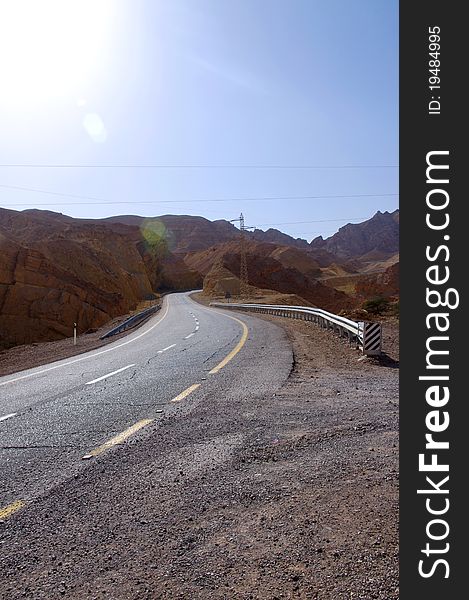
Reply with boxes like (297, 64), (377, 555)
(1, 306), (399, 599)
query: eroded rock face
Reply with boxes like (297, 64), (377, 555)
(0, 209), (200, 348)
(355, 262), (400, 300)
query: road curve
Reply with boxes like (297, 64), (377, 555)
(0, 292), (292, 516)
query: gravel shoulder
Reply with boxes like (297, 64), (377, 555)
(0, 309), (399, 599)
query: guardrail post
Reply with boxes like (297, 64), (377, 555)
(362, 322), (382, 356)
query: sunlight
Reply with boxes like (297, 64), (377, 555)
(0, 0), (114, 109)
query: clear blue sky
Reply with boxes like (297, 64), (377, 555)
(0, 0), (398, 241)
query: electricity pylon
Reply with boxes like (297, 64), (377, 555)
(230, 213), (254, 298)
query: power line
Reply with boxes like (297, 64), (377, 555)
(254, 217), (371, 227)
(0, 163), (399, 169)
(0, 184), (103, 203)
(0, 184), (398, 207)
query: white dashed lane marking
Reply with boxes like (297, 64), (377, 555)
(0, 300), (170, 387)
(85, 364), (136, 385)
(0, 413), (17, 423)
(157, 344), (177, 354)
(183, 312), (200, 339)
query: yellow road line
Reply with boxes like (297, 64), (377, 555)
(171, 383), (201, 402)
(0, 499), (25, 520)
(82, 418), (153, 460)
(208, 315), (249, 374)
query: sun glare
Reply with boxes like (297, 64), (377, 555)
(0, 0), (114, 109)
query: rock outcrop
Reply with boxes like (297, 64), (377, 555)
(0, 208), (200, 348)
(188, 240), (354, 312)
(354, 262), (400, 300)
(310, 210), (399, 261)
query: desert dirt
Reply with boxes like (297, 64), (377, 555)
(188, 296), (400, 598)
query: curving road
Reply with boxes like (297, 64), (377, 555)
(0, 292), (292, 517)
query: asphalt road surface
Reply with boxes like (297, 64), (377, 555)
(0, 291), (291, 523)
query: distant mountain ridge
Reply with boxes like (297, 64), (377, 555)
(310, 210), (399, 260)
(105, 210), (399, 261)
(104, 214), (310, 254)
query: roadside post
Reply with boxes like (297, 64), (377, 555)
(73, 322), (77, 346)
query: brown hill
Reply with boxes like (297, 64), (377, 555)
(251, 228), (309, 249)
(0, 208), (200, 349)
(185, 240), (321, 277)
(310, 210), (399, 261)
(187, 239), (354, 312)
(104, 213), (396, 282)
(104, 214), (239, 254)
(355, 262), (400, 299)
(104, 214), (311, 254)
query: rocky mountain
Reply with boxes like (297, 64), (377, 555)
(104, 214), (311, 254)
(310, 210), (399, 261)
(251, 228), (309, 250)
(104, 214), (239, 254)
(0, 208), (200, 349)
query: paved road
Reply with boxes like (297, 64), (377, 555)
(0, 292), (291, 518)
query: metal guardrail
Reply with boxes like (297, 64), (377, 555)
(100, 304), (161, 340)
(210, 302), (382, 356)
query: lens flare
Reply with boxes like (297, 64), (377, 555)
(83, 113), (107, 143)
(141, 220), (170, 248)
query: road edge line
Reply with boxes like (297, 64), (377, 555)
(187, 296), (250, 374)
(0, 499), (25, 520)
(170, 383), (201, 402)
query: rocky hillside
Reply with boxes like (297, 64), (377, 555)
(0, 208), (200, 349)
(186, 239), (354, 313)
(251, 228), (309, 250)
(310, 210), (399, 261)
(104, 214), (310, 254)
(355, 262), (400, 300)
(104, 214), (239, 254)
